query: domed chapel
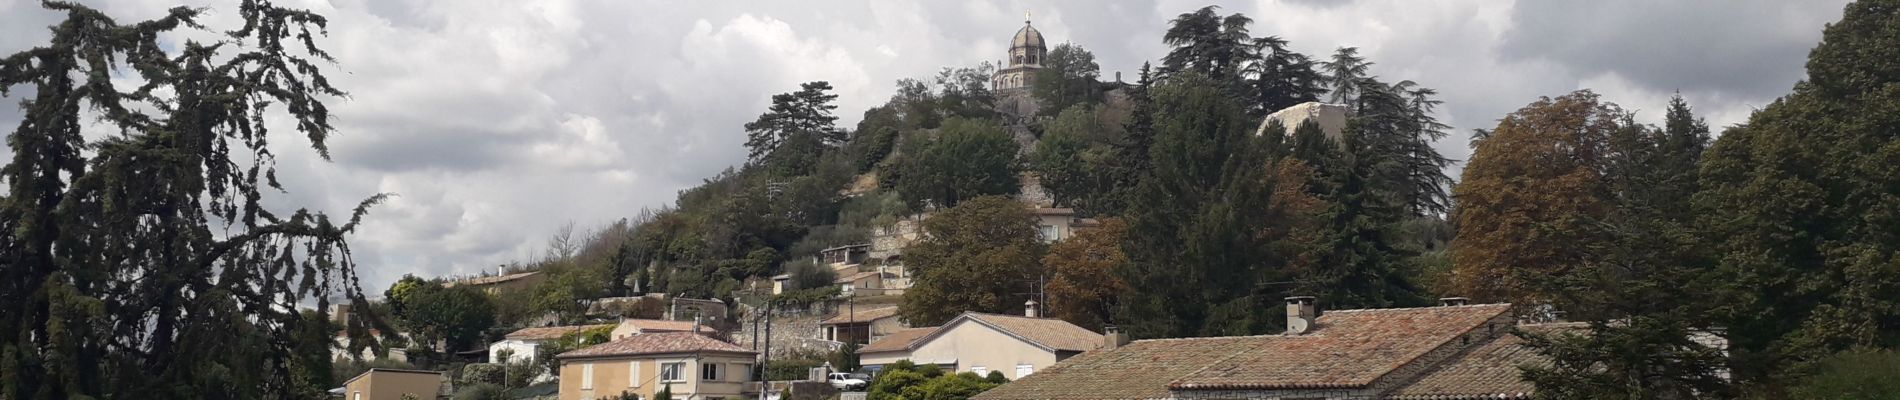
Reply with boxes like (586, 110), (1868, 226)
(991, 13), (1047, 92)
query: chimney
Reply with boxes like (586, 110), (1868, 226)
(497, 265), (506, 276)
(1024, 300), (1040, 318)
(1102, 325), (1130, 350)
(1285, 296), (1317, 335)
(692, 315), (703, 335)
(1439, 297), (1470, 307)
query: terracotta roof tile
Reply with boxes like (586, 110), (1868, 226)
(556, 332), (752, 359)
(822, 307), (900, 325)
(860, 328), (936, 353)
(1169, 304), (1513, 390)
(618, 318), (699, 332)
(973, 336), (1265, 400)
(1385, 324), (1579, 400)
(504, 324), (613, 341)
(973, 304), (1517, 400)
(964, 313), (1103, 352)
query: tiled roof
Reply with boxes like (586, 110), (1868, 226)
(964, 313), (1103, 352)
(973, 304), (1516, 400)
(822, 307), (900, 325)
(835, 270), (882, 283)
(443, 271), (539, 288)
(556, 332), (752, 359)
(974, 336), (1263, 400)
(1032, 207), (1076, 216)
(504, 324), (613, 341)
(860, 328), (936, 353)
(1169, 304), (1513, 390)
(618, 318), (700, 332)
(1385, 323), (1578, 400)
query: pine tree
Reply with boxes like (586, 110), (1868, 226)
(0, 1), (384, 398)
(1245, 36), (1327, 116)
(743, 81), (843, 172)
(1321, 47), (1372, 104)
(1160, 7), (1259, 82)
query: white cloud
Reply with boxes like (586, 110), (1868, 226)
(0, 0), (1849, 292)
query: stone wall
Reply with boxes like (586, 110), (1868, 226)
(731, 306), (843, 356)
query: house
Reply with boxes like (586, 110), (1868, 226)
(819, 306), (907, 345)
(340, 368), (445, 400)
(860, 303), (1102, 379)
(972, 298), (1552, 400)
(443, 270), (544, 296)
(610, 318), (705, 340)
(815, 244), (872, 267)
(555, 332), (758, 400)
(334, 330), (410, 362)
(490, 324), (614, 364)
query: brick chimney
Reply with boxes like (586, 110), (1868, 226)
(1024, 300), (1040, 318)
(1102, 325), (1130, 350)
(1439, 297), (1470, 306)
(1285, 296), (1317, 335)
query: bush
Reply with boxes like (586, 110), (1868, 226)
(766, 357), (825, 381)
(461, 363), (505, 386)
(1788, 350), (1900, 400)
(452, 383), (506, 400)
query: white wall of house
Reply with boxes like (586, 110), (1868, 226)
(489, 339), (540, 364)
(860, 320), (1062, 379)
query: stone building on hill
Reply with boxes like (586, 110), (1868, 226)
(1256, 101), (1352, 140)
(992, 15), (1046, 92)
(973, 299), (1566, 400)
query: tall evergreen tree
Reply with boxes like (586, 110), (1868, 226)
(1160, 6), (1258, 83)
(0, 2), (384, 398)
(743, 81), (843, 172)
(1696, 0), (1900, 392)
(1245, 36), (1327, 116)
(1115, 73), (1315, 338)
(1322, 47), (1373, 105)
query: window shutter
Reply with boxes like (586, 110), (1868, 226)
(581, 363), (595, 389)
(629, 361), (640, 387)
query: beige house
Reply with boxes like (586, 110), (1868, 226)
(819, 306), (907, 345)
(609, 318), (704, 340)
(973, 298), (1574, 400)
(556, 332), (758, 400)
(341, 368), (444, 400)
(860, 307), (1102, 379)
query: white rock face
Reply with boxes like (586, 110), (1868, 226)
(1256, 102), (1352, 140)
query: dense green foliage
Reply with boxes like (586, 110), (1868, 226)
(899, 196), (1047, 326)
(1031, 44), (1103, 116)
(1694, 0), (1900, 392)
(894, 118), (1022, 209)
(867, 360), (1002, 400)
(0, 1), (388, 398)
(1786, 350), (1900, 399)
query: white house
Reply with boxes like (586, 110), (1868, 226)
(489, 324), (613, 364)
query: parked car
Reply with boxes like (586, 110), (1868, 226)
(828, 372), (869, 391)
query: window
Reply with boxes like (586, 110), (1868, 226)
(970, 366), (987, 375)
(1038, 225), (1059, 242)
(352, 392), (362, 400)
(702, 362), (722, 381)
(580, 362), (595, 389)
(629, 361), (641, 387)
(1016, 364), (1034, 378)
(661, 362), (686, 382)
(733, 363), (754, 382)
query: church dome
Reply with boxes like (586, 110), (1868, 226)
(1011, 22), (1045, 50)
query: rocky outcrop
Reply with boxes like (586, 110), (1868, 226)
(1256, 102), (1352, 140)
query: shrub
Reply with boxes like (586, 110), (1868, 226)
(461, 363), (504, 385)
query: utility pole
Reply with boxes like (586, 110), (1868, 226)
(759, 300), (773, 400)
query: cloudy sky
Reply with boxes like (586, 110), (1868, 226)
(0, 0), (1852, 292)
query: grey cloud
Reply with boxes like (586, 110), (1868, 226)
(1500, 0), (1848, 100)
(0, 0), (1857, 293)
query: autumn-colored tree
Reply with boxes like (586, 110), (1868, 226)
(1041, 218), (1130, 331)
(899, 196), (1046, 326)
(1450, 90), (1625, 304)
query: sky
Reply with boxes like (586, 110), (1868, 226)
(0, 0), (1854, 292)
